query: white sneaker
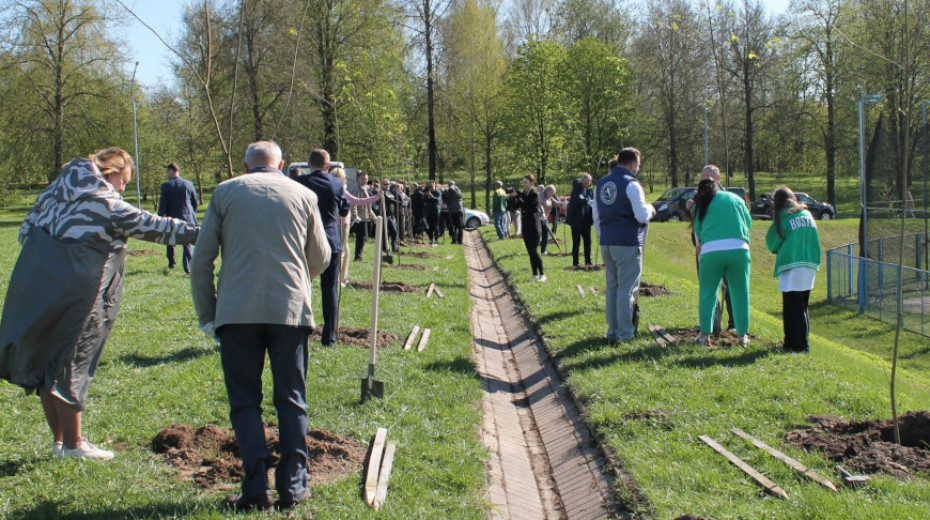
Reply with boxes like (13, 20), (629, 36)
(61, 439), (114, 460)
(738, 335), (750, 347)
(697, 333), (711, 345)
(52, 441), (63, 457)
(537, 275), (547, 282)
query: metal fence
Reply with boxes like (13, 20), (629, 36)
(827, 233), (930, 337)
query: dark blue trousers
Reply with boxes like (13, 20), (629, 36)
(320, 252), (340, 346)
(218, 324), (310, 503)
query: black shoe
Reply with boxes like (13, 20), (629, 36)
(275, 490), (310, 510)
(226, 493), (273, 511)
(354, 256), (363, 261)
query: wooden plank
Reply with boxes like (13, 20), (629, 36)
(648, 325), (667, 349)
(364, 427), (388, 506)
(434, 287), (444, 298)
(731, 428), (837, 492)
(373, 441), (397, 510)
(576, 284), (586, 297)
(403, 325), (420, 351)
(699, 435), (789, 500)
(426, 283), (435, 298)
(588, 285), (598, 296)
(654, 326), (676, 346)
(417, 328), (431, 352)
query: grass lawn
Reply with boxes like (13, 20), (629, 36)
(0, 221), (488, 518)
(483, 219), (930, 520)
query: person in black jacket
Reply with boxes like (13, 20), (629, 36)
(518, 174), (545, 281)
(295, 149), (349, 347)
(565, 173), (594, 266)
(158, 163), (199, 273)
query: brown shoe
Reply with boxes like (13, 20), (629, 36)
(226, 492), (272, 511)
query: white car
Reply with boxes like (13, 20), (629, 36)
(464, 207), (490, 229)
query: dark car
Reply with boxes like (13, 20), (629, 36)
(652, 186), (748, 222)
(752, 191), (835, 220)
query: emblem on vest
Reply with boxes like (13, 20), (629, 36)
(600, 181), (618, 205)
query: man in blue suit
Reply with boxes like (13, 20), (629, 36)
(158, 163), (199, 273)
(296, 149), (349, 346)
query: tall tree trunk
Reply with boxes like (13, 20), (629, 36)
(425, 0), (438, 181)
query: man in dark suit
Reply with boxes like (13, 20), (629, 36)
(158, 163), (199, 273)
(295, 149), (349, 347)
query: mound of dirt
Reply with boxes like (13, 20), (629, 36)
(404, 251), (438, 259)
(348, 281), (421, 292)
(153, 424), (367, 491)
(309, 327), (400, 348)
(639, 283), (670, 296)
(785, 411), (930, 479)
(665, 327), (751, 349)
(386, 263), (428, 270)
(127, 249), (160, 256)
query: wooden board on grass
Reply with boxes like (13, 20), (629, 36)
(417, 328), (431, 352)
(731, 428), (837, 492)
(364, 427), (388, 506)
(699, 435), (789, 500)
(373, 441), (397, 510)
(403, 325), (420, 351)
(426, 283), (435, 298)
(576, 284), (585, 297)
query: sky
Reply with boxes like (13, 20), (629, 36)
(122, 0), (792, 88)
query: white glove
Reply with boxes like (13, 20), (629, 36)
(199, 321), (217, 339)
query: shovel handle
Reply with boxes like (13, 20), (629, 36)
(369, 216), (384, 367)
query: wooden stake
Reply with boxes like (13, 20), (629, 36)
(434, 287), (444, 298)
(403, 325), (420, 351)
(648, 325), (668, 349)
(588, 285), (598, 296)
(426, 283), (435, 298)
(364, 427), (388, 506)
(699, 435), (789, 500)
(577, 284), (586, 297)
(417, 328), (431, 352)
(373, 441), (397, 510)
(731, 428), (837, 492)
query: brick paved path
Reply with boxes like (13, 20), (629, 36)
(465, 232), (619, 520)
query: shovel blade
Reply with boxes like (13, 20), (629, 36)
(361, 376), (385, 401)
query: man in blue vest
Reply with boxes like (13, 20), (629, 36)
(158, 163), (199, 273)
(595, 148), (655, 342)
(296, 149), (350, 347)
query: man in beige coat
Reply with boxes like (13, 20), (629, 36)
(190, 140), (330, 511)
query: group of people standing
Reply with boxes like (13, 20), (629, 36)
(508, 146), (822, 353)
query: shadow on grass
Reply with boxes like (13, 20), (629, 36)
(0, 457), (35, 478)
(536, 308), (585, 326)
(6, 501), (200, 519)
(667, 348), (772, 369)
(559, 341), (670, 373)
(424, 355), (479, 378)
(113, 346), (215, 368)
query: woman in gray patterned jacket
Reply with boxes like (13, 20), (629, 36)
(0, 147), (199, 460)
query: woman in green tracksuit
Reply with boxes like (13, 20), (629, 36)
(765, 187), (822, 353)
(692, 178), (753, 346)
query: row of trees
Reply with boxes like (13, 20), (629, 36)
(0, 0), (927, 212)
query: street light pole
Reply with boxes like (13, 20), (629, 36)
(858, 93), (882, 312)
(130, 61), (142, 208)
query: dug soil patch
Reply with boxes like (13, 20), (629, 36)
(153, 424), (366, 491)
(403, 251), (438, 259)
(639, 283), (670, 296)
(785, 411), (930, 479)
(348, 281), (420, 292)
(309, 327), (400, 348)
(569, 264), (603, 271)
(665, 327), (752, 349)
(386, 263), (428, 271)
(128, 249), (160, 256)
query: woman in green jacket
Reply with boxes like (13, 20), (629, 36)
(765, 187), (822, 353)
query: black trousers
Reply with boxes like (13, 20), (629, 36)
(352, 221), (367, 260)
(570, 222), (592, 266)
(320, 252), (341, 346)
(782, 290), (811, 352)
(166, 243), (193, 272)
(522, 219), (543, 276)
(426, 213), (440, 242)
(449, 211), (464, 244)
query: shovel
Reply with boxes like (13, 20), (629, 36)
(380, 191), (394, 265)
(361, 216), (385, 401)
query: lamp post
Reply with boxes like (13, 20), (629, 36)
(858, 93), (883, 312)
(130, 61), (142, 208)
